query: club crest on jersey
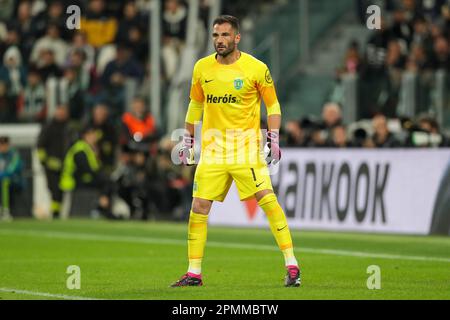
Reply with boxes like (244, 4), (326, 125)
(234, 78), (244, 90)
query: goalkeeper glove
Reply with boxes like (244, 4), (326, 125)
(264, 130), (281, 165)
(179, 134), (195, 166)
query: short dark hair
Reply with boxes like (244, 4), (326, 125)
(0, 136), (10, 144)
(213, 15), (240, 33)
(81, 125), (96, 136)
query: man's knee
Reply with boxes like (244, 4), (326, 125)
(255, 189), (274, 202)
(192, 198), (212, 215)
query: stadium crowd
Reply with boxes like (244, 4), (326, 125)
(353, 0), (450, 118)
(0, 0), (449, 220)
(284, 102), (450, 148)
(0, 0), (183, 220)
(0, 0), (273, 220)
(296, 0), (450, 149)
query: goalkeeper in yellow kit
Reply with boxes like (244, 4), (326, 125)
(171, 15), (300, 287)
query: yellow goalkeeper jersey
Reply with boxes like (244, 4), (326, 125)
(188, 52), (281, 165)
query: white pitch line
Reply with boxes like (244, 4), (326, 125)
(0, 228), (449, 263)
(0, 287), (102, 300)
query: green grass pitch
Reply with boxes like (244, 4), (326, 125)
(0, 219), (449, 300)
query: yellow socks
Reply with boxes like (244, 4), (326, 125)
(258, 193), (298, 267)
(186, 195), (297, 275)
(187, 211), (209, 275)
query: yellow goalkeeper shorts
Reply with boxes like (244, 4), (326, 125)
(192, 162), (274, 202)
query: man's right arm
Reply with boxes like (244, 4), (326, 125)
(185, 61), (205, 134)
(180, 99), (203, 166)
(185, 100), (204, 135)
(179, 62), (205, 165)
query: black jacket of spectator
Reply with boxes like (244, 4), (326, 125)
(38, 63), (62, 82)
(101, 55), (144, 88)
(115, 13), (147, 44)
(162, 2), (188, 41)
(373, 132), (401, 148)
(87, 120), (118, 171)
(31, 10), (69, 40)
(37, 119), (76, 172)
(0, 83), (16, 122)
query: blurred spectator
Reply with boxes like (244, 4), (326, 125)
(341, 40), (362, 75)
(121, 97), (157, 146)
(429, 36), (450, 70)
(386, 39), (407, 72)
(7, 1), (35, 62)
(390, 4), (415, 50)
(57, 66), (85, 122)
(66, 48), (92, 92)
(419, 0), (445, 21)
(101, 44), (144, 118)
(406, 43), (433, 72)
(80, 0), (118, 48)
(411, 16), (433, 51)
(163, 0), (188, 42)
(285, 120), (307, 147)
(321, 102), (342, 143)
(0, 46), (26, 101)
(418, 115), (450, 147)
(86, 103), (118, 173)
(126, 26), (149, 66)
(28, 0), (47, 17)
(59, 125), (115, 219)
(307, 121), (328, 148)
(383, 39), (407, 116)
(0, 135), (23, 220)
(0, 27), (24, 63)
(372, 114), (401, 148)
(31, 0), (69, 40)
(333, 41), (362, 108)
(321, 102), (342, 129)
(162, 0), (188, 79)
(114, 146), (155, 220)
(30, 23), (68, 67)
(66, 32), (96, 71)
(18, 67), (46, 122)
(115, 1), (147, 45)
(35, 48), (62, 81)
(0, 80), (16, 122)
(37, 105), (76, 218)
(355, 0), (450, 120)
(330, 124), (351, 148)
(362, 35), (404, 118)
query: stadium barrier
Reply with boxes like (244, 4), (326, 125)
(209, 149), (450, 235)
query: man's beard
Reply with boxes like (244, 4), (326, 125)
(215, 43), (236, 57)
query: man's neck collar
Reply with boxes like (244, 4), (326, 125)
(216, 50), (241, 65)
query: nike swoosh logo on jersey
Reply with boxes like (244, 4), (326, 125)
(256, 182), (264, 188)
(277, 225), (287, 231)
(205, 79), (214, 83)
